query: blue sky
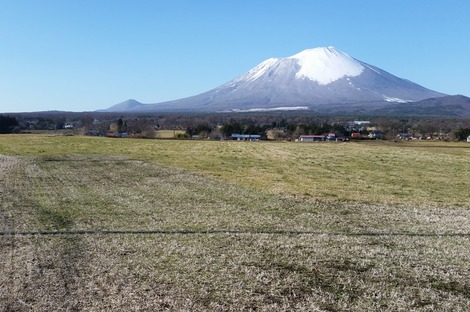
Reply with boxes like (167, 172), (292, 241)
(1, 0), (469, 112)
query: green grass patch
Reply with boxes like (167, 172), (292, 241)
(38, 208), (74, 230)
(1, 135), (469, 206)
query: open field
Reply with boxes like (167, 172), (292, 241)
(1, 135), (469, 206)
(1, 135), (469, 310)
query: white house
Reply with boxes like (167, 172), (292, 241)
(299, 135), (326, 142)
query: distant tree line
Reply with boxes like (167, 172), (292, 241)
(185, 124), (213, 137)
(455, 128), (470, 141)
(183, 120), (349, 140)
(220, 122), (269, 137)
(0, 115), (19, 133)
(4, 111), (470, 141)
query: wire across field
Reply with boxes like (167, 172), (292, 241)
(1, 138), (469, 311)
(1, 230), (469, 237)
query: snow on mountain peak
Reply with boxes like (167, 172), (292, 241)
(103, 45), (447, 113)
(239, 57), (279, 82)
(290, 46), (364, 85)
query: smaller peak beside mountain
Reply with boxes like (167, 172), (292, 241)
(120, 99), (143, 107)
(100, 99), (144, 112)
(289, 46), (364, 84)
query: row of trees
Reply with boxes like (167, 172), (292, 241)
(455, 128), (470, 141)
(4, 112), (470, 141)
(184, 120), (470, 141)
(183, 121), (364, 140)
(0, 115), (19, 133)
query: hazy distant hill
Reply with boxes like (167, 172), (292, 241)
(97, 99), (144, 112)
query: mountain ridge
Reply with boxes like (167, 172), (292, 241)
(371, 95), (470, 117)
(102, 46), (448, 114)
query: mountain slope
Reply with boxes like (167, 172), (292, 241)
(103, 47), (446, 113)
(372, 95), (470, 117)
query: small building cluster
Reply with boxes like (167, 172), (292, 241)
(230, 134), (261, 141)
(298, 127), (385, 143)
(299, 133), (344, 142)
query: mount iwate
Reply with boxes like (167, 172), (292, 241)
(103, 46), (448, 114)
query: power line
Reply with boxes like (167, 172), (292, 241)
(0, 229), (468, 237)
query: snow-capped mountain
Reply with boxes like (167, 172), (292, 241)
(103, 46), (446, 113)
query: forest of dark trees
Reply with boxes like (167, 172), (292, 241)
(0, 115), (19, 134)
(3, 111), (470, 141)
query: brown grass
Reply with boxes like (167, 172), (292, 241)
(1, 136), (469, 310)
(2, 234), (469, 311)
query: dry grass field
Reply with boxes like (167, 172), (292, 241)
(155, 130), (186, 139)
(0, 135), (469, 311)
